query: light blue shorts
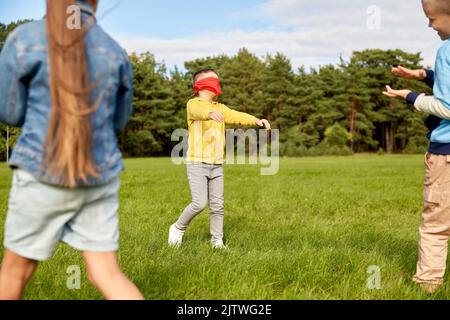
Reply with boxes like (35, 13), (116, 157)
(3, 169), (120, 261)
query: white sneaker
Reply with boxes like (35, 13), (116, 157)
(168, 224), (185, 247)
(211, 239), (227, 249)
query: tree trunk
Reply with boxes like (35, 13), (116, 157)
(349, 98), (357, 151)
(385, 122), (396, 154)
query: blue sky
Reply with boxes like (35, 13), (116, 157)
(0, 0), (443, 70)
(0, 0), (270, 37)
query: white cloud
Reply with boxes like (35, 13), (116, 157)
(113, 0), (443, 70)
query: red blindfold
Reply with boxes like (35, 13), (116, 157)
(193, 77), (222, 96)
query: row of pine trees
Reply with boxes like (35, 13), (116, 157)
(1, 21), (433, 160)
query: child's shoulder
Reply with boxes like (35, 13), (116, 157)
(186, 97), (226, 110)
(187, 97), (201, 106)
(89, 25), (128, 60)
(187, 97), (217, 106)
(5, 20), (46, 47)
(438, 40), (450, 58)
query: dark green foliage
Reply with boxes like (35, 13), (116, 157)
(119, 53), (184, 157)
(0, 20), (436, 159)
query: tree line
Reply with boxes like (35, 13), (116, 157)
(1, 21), (432, 161)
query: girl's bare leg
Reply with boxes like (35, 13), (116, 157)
(83, 251), (143, 300)
(0, 249), (37, 300)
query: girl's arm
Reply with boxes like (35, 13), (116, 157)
(0, 29), (28, 127)
(221, 104), (258, 126)
(114, 54), (133, 133)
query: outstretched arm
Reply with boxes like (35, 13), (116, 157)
(385, 65), (444, 117)
(391, 65), (433, 87)
(383, 86), (450, 120)
(412, 94), (450, 120)
(222, 105), (259, 126)
(222, 105), (271, 129)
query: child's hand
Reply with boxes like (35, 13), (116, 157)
(391, 66), (426, 80)
(208, 111), (225, 123)
(256, 119), (271, 130)
(382, 85), (411, 100)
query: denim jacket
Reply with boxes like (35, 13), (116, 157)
(0, 1), (133, 187)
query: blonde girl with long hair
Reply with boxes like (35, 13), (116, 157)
(0, 0), (143, 299)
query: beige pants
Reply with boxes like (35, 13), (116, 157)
(414, 152), (450, 285)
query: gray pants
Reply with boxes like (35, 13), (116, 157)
(175, 163), (224, 241)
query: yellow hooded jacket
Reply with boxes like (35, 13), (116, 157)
(186, 97), (258, 164)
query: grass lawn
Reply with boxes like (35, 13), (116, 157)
(0, 155), (449, 300)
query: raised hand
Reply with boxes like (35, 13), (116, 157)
(391, 66), (426, 80)
(382, 85), (411, 100)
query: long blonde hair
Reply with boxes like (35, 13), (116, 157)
(45, 0), (100, 187)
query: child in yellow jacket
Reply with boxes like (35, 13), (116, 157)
(168, 69), (271, 248)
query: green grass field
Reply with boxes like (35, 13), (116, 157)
(0, 155), (449, 300)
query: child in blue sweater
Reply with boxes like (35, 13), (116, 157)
(383, 0), (450, 294)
